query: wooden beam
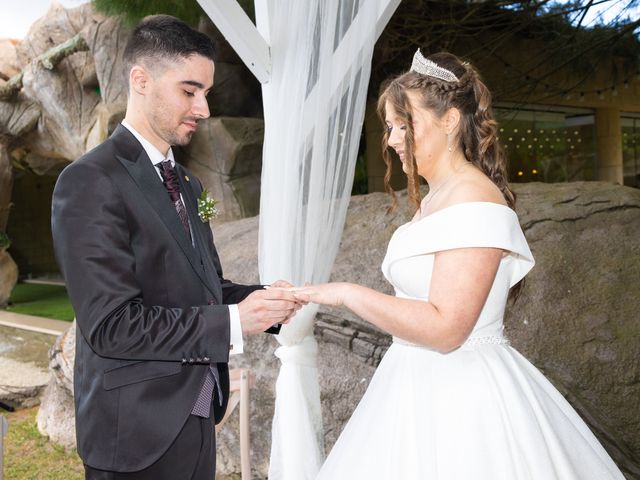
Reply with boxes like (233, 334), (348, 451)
(196, 0), (271, 83)
(375, 0), (401, 41)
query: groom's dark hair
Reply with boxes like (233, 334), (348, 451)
(123, 14), (216, 80)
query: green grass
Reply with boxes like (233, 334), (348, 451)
(2, 407), (84, 480)
(6, 283), (74, 322)
(1, 408), (242, 479)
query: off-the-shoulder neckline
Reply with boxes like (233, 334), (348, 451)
(405, 201), (515, 227)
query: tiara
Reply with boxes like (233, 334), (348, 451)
(410, 49), (459, 82)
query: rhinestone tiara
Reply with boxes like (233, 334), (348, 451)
(410, 49), (459, 82)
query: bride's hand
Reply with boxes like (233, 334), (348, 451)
(295, 282), (349, 307)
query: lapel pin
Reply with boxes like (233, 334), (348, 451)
(185, 175), (190, 182)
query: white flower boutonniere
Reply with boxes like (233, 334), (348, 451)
(197, 190), (219, 222)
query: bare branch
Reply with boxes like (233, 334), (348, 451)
(0, 33), (89, 101)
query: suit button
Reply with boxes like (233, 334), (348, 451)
(181, 358), (187, 365)
(196, 357), (203, 363)
(203, 356), (210, 362)
(189, 357), (195, 364)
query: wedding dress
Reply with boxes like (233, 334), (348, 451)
(316, 202), (624, 480)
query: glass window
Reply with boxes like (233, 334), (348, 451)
(622, 116), (640, 188)
(495, 107), (596, 183)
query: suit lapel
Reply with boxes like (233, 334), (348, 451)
(111, 126), (217, 298)
(176, 164), (223, 303)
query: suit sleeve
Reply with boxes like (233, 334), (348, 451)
(52, 161), (230, 363)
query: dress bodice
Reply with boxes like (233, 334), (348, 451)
(381, 202), (535, 339)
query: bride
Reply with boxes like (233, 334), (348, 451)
(298, 50), (624, 479)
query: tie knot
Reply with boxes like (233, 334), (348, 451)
(158, 160), (181, 201)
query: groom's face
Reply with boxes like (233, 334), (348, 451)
(144, 54), (215, 149)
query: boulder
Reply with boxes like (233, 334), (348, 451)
(20, 3), (101, 163)
(0, 39), (19, 79)
(0, 250), (18, 307)
(0, 357), (48, 409)
(179, 117), (264, 222)
(0, 326), (52, 409)
(197, 18), (263, 118)
(36, 182), (640, 478)
(36, 322), (75, 448)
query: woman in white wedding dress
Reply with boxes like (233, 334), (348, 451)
(300, 50), (625, 479)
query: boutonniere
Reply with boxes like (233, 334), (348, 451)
(197, 190), (219, 222)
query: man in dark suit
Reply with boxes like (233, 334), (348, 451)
(52, 15), (303, 480)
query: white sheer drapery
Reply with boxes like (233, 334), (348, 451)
(256, 1), (383, 478)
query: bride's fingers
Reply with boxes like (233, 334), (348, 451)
(293, 291), (311, 303)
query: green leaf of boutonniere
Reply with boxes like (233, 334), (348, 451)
(197, 190), (219, 222)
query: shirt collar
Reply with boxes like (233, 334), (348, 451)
(121, 120), (175, 167)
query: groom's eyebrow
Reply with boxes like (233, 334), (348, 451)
(180, 80), (209, 89)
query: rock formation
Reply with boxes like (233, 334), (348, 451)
(36, 322), (75, 449)
(37, 182), (640, 479)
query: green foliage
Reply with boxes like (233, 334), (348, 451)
(351, 153), (369, 195)
(0, 231), (10, 250)
(91, 0), (256, 26)
(7, 283), (75, 322)
(92, 0), (203, 26)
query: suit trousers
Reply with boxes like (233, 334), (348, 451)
(84, 414), (215, 480)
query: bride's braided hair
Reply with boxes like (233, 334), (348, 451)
(377, 52), (516, 212)
(378, 52), (524, 301)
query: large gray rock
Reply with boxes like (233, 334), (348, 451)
(0, 250), (17, 307)
(36, 322), (76, 449)
(0, 39), (19, 79)
(37, 182), (640, 478)
(0, 326), (52, 409)
(179, 117), (264, 222)
(0, 357), (48, 409)
(20, 3), (101, 163)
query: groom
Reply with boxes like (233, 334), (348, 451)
(52, 15), (302, 480)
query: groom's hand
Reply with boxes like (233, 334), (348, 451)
(238, 287), (302, 334)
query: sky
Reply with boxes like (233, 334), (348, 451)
(0, 1), (637, 40)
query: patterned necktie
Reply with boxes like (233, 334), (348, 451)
(158, 161), (191, 240)
(191, 365), (223, 418)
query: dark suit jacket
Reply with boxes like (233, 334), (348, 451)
(51, 125), (262, 472)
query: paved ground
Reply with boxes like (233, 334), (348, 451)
(0, 311), (69, 336)
(0, 311), (68, 410)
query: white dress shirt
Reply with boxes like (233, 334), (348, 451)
(121, 120), (244, 354)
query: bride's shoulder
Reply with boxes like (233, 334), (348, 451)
(442, 174), (507, 209)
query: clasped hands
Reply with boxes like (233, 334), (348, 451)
(237, 280), (348, 334)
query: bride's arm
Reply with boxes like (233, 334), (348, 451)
(300, 247), (503, 353)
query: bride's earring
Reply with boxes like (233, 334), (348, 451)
(447, 133), (453, 152)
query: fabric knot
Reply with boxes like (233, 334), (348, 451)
(158, 160), (181, 203)
(275, 336), (318, 367)
(157, 160), (191, 239)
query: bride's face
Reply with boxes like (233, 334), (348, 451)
(384, 101), (409, 174)
(385, 92), (448, 178)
